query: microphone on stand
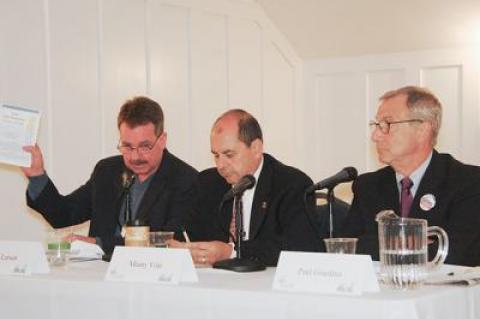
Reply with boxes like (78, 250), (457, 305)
(121, 170), (149, 247)
(213, 175), (266, 273)
(121, 170), (136, 223)
(104, 170), (137, 262)
(305, 167), (358, 194)
(222, 175), (256, 201)
(121, 170), (135, 191)
(305, 167), (358, 239)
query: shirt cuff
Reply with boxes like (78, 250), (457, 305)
(229, 242), (236, 258)
(95, 237), (103, 249)
(27, 173), (49, 200)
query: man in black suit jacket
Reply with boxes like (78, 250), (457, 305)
(23, 97), (197, 254)
(171, 109), (319, 266)
(340, 86), (480, 266)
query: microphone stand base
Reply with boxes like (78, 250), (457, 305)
(213, 257), (266, 272)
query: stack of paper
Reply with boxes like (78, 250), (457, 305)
(425, 268), (480, 286)
(70, 240), (104, 261)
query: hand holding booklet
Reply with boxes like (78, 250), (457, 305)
(0, 104), (41, 167)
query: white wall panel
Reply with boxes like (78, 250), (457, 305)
(313, 72), (365, 200)
(366, 69), (406, 170)
(101, 0), (147, 156)
(0, 0), (50, 240)
(147, 3), (191, 161)
(421, 66), (462, 157)
(227, 17), (262, 116)
(263, 41), (295, 164)
(48, 0), (101, 192)
(190, 11), (228, 169)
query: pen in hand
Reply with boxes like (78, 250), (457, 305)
(181, 227), (191, 243)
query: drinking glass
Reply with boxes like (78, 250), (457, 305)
(149, 231), (174, 248)
(323, 238), (358, 254)
(46, 228), (72, 267)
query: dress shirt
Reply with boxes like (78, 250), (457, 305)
(395, 151), (433, 199)
(240, 156), (264, 241)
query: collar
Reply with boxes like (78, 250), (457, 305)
(241, 155), (264, 198)
(252, 155), (264, 183)
(395, 151), (433, 197)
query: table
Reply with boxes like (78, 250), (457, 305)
(0, 260), (478, 319)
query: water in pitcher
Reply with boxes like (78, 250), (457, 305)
(380, 249), (428, 288)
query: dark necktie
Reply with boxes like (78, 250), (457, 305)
(400, 177), (413, 217)
(229, 197), (244, 242)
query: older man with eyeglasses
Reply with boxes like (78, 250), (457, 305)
(23, 96), (198, 254)
(340, 86), (480, 266)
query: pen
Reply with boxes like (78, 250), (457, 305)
(182, 227), (191, 243)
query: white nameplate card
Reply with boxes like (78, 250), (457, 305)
(0, 241), (49, 276)
(273, 251), (379, 295)
(105, 247), (198, 284)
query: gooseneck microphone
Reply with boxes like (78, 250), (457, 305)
(214, 173), (265, 272)
(121, 170), (136, 223)
(121, 170), (136, 191)
(305, 167), (358, 193)
(222, 175), (256, 201)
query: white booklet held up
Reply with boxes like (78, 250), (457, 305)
(0, 104), (41, 167)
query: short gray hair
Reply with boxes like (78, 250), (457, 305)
(380, 86), (442, 146)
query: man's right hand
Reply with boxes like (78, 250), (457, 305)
(21, 145), (46, 177)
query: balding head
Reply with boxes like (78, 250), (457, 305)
(210, 109), (264, 184)
(212, 109), (263, 146)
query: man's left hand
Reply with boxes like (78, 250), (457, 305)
(169, 240), (233, 265)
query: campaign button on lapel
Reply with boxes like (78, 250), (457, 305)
(420, 194), (436, 211)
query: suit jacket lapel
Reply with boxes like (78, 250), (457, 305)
(378, 167), (401, 215)
(410, 150), (443, 222)
(249, 158), (271, 239)
(114, 162), (128, 228)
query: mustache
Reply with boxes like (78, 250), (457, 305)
(130, 160), (148, 165)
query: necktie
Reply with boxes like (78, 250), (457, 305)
(400, 177), (413, 217)
(229, 198), (243, 242)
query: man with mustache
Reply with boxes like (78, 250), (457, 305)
(171, 109), (319, 266)
(23, 96), (198, 254)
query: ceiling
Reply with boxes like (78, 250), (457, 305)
(256, 0), (480, 59)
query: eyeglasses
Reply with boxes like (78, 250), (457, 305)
(117, 135), (161, 155)
(369, 119), (423, 134)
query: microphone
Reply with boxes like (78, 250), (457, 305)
(121, 170), (136, 190)
(121, 170), (136, 223)
(306, 167), (358, 193)
(222, 175), (256, 201)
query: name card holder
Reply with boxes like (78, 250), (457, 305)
(273, 251), (379, 295)
(105, 247), (198, 284)
(0, 241), (49, 276)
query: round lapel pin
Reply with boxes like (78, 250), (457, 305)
(420, 194), (436, 211)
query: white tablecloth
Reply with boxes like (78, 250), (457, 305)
(0, 260), (478, 319)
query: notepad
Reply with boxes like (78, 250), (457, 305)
(425, 272), (480, 286)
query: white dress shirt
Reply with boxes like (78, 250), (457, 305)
(238, 156), (264, 241)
